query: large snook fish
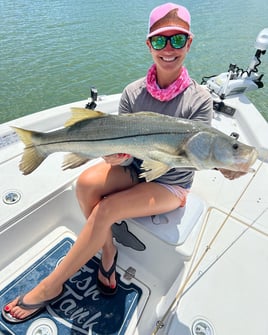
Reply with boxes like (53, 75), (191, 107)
(12, 108), (268, 181)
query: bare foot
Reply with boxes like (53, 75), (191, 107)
(3, 280), (63, 321)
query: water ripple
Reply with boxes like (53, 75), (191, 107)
(1, 0), (267, 123)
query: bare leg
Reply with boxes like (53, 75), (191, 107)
(75, 161), (139, 288)
(5, 162), (183, 320)
(4, 161), (137, 320)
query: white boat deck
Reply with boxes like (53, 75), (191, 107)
(0, 93), (268, 334)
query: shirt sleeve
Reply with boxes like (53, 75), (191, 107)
(189, 94), (213, 125)
(118, 88), (131, 114)
(185, 81), (213, 125)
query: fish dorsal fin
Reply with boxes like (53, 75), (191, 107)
(64, 108), (107, 127)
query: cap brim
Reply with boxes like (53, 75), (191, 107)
(147, 26), (193, 39)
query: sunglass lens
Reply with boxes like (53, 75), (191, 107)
(171, 34), (188, 48)
(150, 36), (166, 50)
(150, 34), (188, 50)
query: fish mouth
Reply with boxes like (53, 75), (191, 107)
(232, 150), (259, 172)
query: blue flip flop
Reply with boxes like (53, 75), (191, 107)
(97, 250), (118, 296)
(1, 288), (64, 324)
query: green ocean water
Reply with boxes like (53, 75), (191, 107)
(1, 0), (268, 123)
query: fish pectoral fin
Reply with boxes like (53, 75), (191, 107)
(62, 153), (90, 170)
(139, 160), (170, 182)
(148, 150), (194, 168)
(139, 149), (197, 182)
(64, 108), (107, 127)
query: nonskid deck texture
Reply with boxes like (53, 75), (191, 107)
(0, 228), (149, 335)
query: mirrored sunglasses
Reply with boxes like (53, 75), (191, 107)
(149, 33), (189, 50)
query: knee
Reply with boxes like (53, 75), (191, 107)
(76, 170), (91, 202)
(75, 167), (103, 217)
(76, 165), (102, 197)
(76, 167), (94, 190)
(95, 197), (118, 227)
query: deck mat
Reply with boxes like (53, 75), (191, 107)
(0, 237), (143, 334)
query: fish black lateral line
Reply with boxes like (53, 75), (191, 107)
(12, 108), (267, 181)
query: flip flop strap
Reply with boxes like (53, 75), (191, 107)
(17, 295), (48, 310)
(16, 287), (64, 310)
(99, 251), (118, 279)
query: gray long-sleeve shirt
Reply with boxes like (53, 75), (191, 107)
(118, 77), (213, 188)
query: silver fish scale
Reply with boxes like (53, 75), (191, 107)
(63, 113), (203, 141)
(14, 111), (262, 177)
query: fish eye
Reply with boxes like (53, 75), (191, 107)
(232, 143), (239, 150)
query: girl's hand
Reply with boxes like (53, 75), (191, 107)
(218, 168), (248, 180)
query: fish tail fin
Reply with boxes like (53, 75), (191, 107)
(11, 126), (47, 175)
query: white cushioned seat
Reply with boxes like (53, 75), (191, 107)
(132, 193), (205, 246)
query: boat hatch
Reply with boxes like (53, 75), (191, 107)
(0, 227), (149, 335)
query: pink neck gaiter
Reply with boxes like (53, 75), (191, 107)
(146, 64), (191, 101)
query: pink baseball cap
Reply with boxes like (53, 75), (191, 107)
(147, 3), (193, 38)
